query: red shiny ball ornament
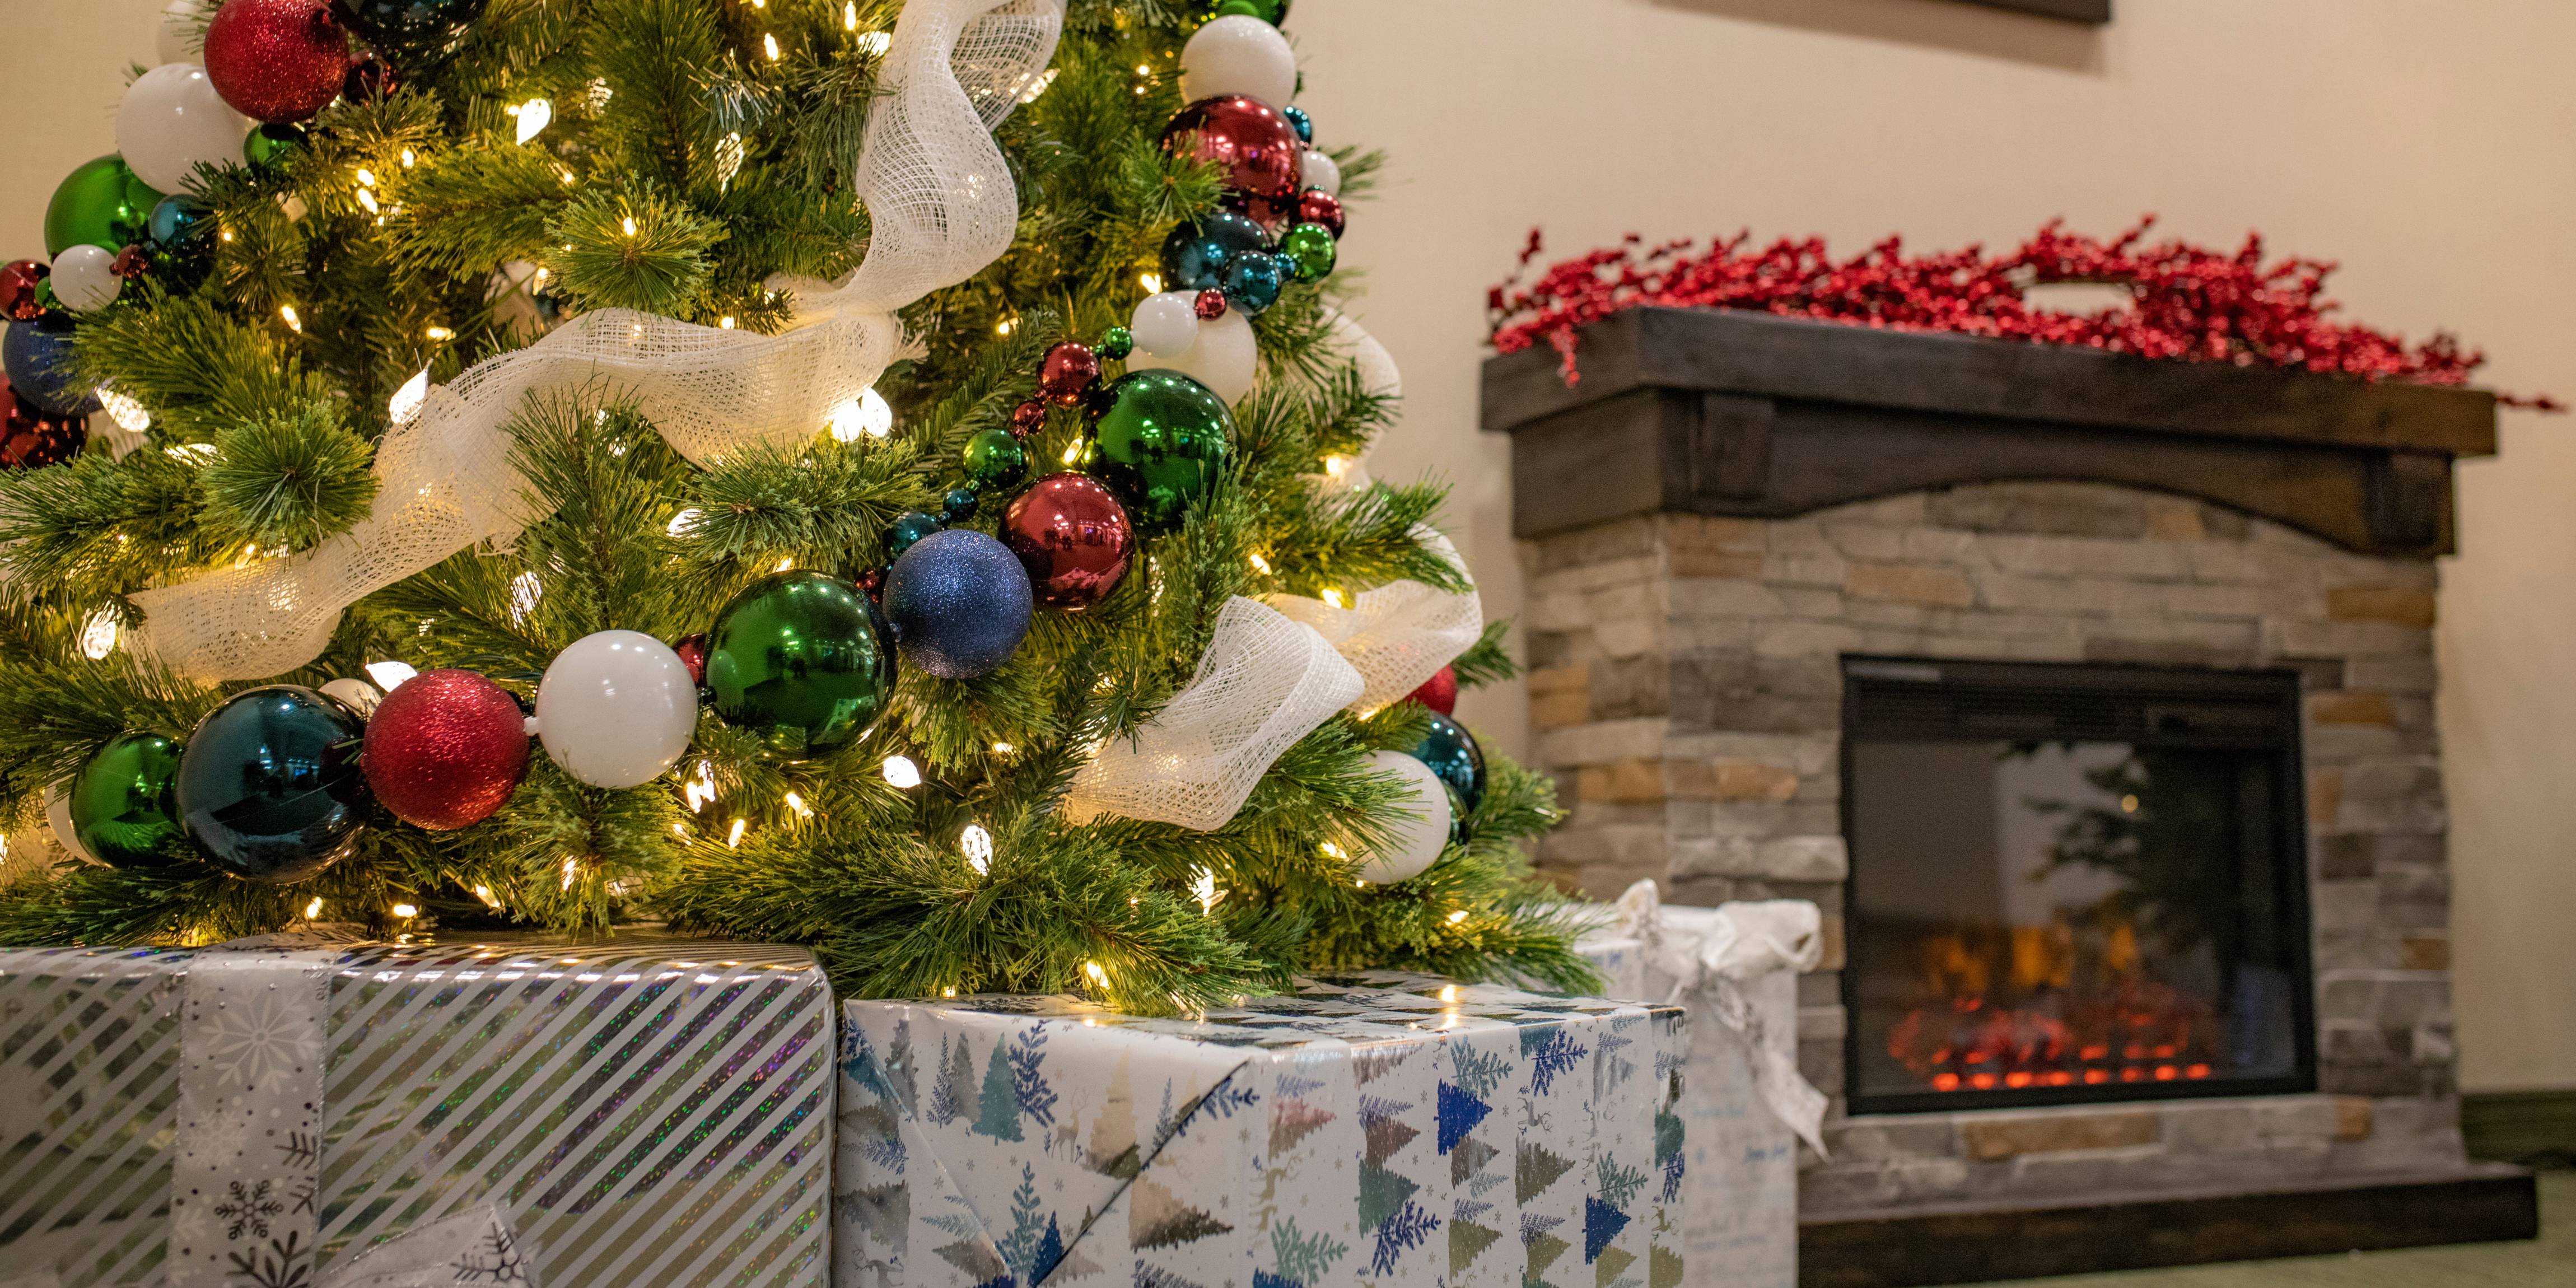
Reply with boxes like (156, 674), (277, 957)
(0, 262), (50, 323)
(111, 245), (153, 280)
(857, 567), (886, 596)
(359, 669), (531, 831)
(1010, 398), (1050, 440)
(1296, 190), (1346, 239)
(1194, 290), (1229, 320)
(1039, 342), (1103, 408)
(1162, 95), (1303, 202)
(1408, 664), (1458, 717)
(673, 633), (710, 686)
(343, 50), (396, 102)
(1001, 474), (1133, 610)
(205, 0), (352, 125)
(0, 374), (86, 470)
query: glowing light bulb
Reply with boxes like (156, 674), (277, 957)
(883, 755), (921, 789)
(667, 508), (702, 538)
(561, 857), (580, 889)
(1192, 866), (1222, 914)
(784, 792), (813, 819)
(829, 388), (895, 442)
(1140, 272), (1162, 293)
(389, 367), (430, 423)
(356, 188), (380, 214)
(279, 304), (302, 332)
(392, 903), (419, 918)
(514, 98), (553, 144)
(304, 897), (325, 920)
(508, 571), (543, 624)
(1439, 984), (1459, 1004)
(1084, 961), (1109, 987)
(962, 824), (993, 875)
(727, 818), (748, 848)
(355, 168), (377, 187)
(763, 32), (780, 60)
(473, 884), (500, 909)
(1248, 552), (1272, 575)
(622, 215), (638, 237)
(1446, 909), (1469, 925)
(425, 325), (453, 342)
(843, 1), (857, 29)
(991, 742), (1014, 755)
(78, 609), (119, 661)
(1322, 588), (1349, 610)
(400, 148), (416, 168)
(858, 30), (890, 54)
(365, 660), (417, 693)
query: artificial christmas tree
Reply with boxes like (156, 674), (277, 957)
(0, 0), (1586, 1016)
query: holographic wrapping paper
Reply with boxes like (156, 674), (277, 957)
(0, 940), (832, 1288)
(836, 973), (1686, 1288)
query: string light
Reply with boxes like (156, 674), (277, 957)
(857, 30), (891, 55)
(1084, 961), (1110, 988)
(356, 189), (381, 215)
(508, 571), (543, 625)
(1248, 552), (1272, 575)
(774, 557), (796, 572)
(1018, 67), (1058, 104)
(1447, 909), (1470, 925)
(78, 609), (120, 661)
(668, 508), (702, 538)
(1061, 440), (1084, 466)
(425, 325), (454, 342)
(389, 368), (431, 423)
(400, 148), (416, 168)
(1319, 841), (1346, 860)
(830, 388), (895, 442)
(996, 317), (1017, 337)
(472, 884), (501, 909)
(718, 316), (738, 330)
(882, 755), (922, 789)
(843, 1), (857, 29)
(783, 791), (813, 819)
(279, 304), (302, 332)
(684, 763), (717, 813)
(727, 818), (748, 847)
(1140, 272), (1162, 293)
(512, 97), (553, 145)
(1439, 984), (1459, 1004)
(763, 32), (780, 60)
(561, 857), (580, 889)
(392, 903), (419, 918)
(961, 824), (993, 875)
(304, 897), (325, 920)
(1321, 588), (1350, 610)
(942, 986), (958, 998)
(354, 168), (377, 187)
(991, 742), (1014, 755)
(1192, 866), (1222, 914)
(621, 215), (638, 237)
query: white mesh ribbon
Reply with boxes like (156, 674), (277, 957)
(129, 0), (1066, 680)
(1062, 597), (1361, 830)
(1266, 529), (1483, 712)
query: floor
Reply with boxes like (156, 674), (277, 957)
(1958, 1170), (2575, 1286)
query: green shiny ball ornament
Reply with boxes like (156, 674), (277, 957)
(1099, 326), (1135, 362)
(69, 733), (189, 869)
(244, 123), (307, 169)
(706, 570), (896, 760)
(1209, 0), (1288, 20)
(45, 156), (164, 257)
(1280, 223), (1339, 283)
(1084, 370), (1235, 534)
(962, 425), (1028, 491)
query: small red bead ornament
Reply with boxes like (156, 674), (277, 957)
(1296, 190), (1346, 239)
(0, 372), (86, 470)
(205, 0), (353, 125)
(1039, 342), (1103, 407)
(673, 633), (710, 686)
(1408, 664), (1458, 717)
(359, 668), (531, 830)
(1194, 290), (1229, 320)
(1010, 398), (1049, 440)
(0, 262), (50, 322)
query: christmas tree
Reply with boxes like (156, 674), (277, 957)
(0, 0), (1592, 1011)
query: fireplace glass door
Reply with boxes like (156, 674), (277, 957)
(1841, 658), (2316, 1113)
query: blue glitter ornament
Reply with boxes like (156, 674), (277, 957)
(1160, 208), (1272, 295)
(1223, 251), (1285, 315)
(176, 685), (371, 883)
(1282, 104), (1314, 144)
(884, 528), (1034, 680)
(1410, 712), (1486, 813)
(885, 510), (944, 560)
(3, 314), (99, 419)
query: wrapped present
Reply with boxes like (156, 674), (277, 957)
(0, 935), (834, 1288)
(835, 974), (1686, 1288)
(1579, 885), (1827, 1288)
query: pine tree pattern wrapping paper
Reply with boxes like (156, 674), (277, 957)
(0, 939), (834, 1288)
(834, 974), (1687, 1288)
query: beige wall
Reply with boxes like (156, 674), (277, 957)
(12, 0), (2574, 1091)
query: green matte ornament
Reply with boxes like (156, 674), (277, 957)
(706, 570), (896, 760)
(1280, 223), (1338, 283)
(69, 733), (189, 869)
(1083, 370), (1235, 535)
(962, 425), (1028, 491)
(45, 156), (164, 257)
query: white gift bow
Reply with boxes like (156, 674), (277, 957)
(130, 0), (1066, 681)
(1614, 879), (1832, 1158)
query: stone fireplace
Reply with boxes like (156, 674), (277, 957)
(1483, 308), (2533, 1283)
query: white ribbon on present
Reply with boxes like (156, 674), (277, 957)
(1614, 879), (1831, 1158)
(1266, 529), (1483, 713)
(1063, 596), (1361, 830)
(130, 0), (1066, 680)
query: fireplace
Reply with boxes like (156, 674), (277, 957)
(1841, 657), (2313, 1114)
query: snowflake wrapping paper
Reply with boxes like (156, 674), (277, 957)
(0, 939), (834, 1288)
(834, 974), (1687, 1288)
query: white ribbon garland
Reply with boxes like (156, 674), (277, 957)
(1613, 879), (1832, 1158)
(1266, 530), (1482, 714)
(130, 0), (1066, 681)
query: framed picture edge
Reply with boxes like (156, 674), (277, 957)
(1956, 0), (2113, 23)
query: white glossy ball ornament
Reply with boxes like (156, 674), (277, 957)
(117, 62), (251, 194)
(1360, 750), (1453, 885)
(1180, 15), (1298, 110)
(157, 0), (207, 65)
(1299, 148), (1341, 198)
(50, 247), (123, 312)
(1131, 291), (1203, 361)
(1143, 307), (1257, 404)
(46, 783), (101, 866)
(535, 630), (699, 789)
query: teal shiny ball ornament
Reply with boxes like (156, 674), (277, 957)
(940, 487), (981, 522)
(962, 425), (1028, 492)
(1223, 251), (1284, 314)
(177, 686), (371, 884)
(1410, 712), (1486, 812)
(69, 733), (189, 869)
(886, 511), (943, 560)
(1084, 370), (1234, 535)
(146, 197), (217, 291)
(45, 156), (164, 256)
(1282, 105), (1314, 144)
(1160, 209), (1271, 295)
(706, 570), (896, 760)
(1279, 223), (1338, 283)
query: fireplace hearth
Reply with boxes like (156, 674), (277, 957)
(1483, 307), (2531, 1282)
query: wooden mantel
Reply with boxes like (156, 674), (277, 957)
(1478, 308), (2500, 557)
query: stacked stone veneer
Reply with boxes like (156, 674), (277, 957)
(1520, 480), (2466, 1213)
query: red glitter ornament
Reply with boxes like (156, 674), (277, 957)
(359, 668), (531, 830)
(1001, 474), (1133, 610)
(1039, 342), (1103, 407)
(1010, 398), (1049, 440)
(0, 262), (50, 323)
(1296, 190), (1346, 239)
(205, 0), (352, 125)
(673, 633), (710, 686)
(1161, 96), (1303, 202)
(1194, 290), (1229, 320)
(1488, 217), (2556, 408)
(1407, 665), (1458, 717)
(0, 372), (86, 470)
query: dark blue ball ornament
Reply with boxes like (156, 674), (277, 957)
(1160, 208), (1272, 295)
(885, 511), (944, 560)
(3, 314), (99, 419)
(1223, 251), (1285, 315)
(177, 685), (372, 884)
(1410, 712), (1486, 813)
(1282, 105), (1314, 144)
(145, 197), (216, 292)
(884, 528), (1034, 680)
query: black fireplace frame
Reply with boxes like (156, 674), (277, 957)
(1837, 655), (2320, 1116)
